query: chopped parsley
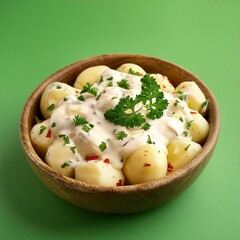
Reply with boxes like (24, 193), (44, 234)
(59, 134), (70, 145)
(202, 100), (209, 108)
(184, 144), (191, 151)
(47, 103), (55, 111)
(77, 95), (85, 101)
(129, 68), (141, 76)
(111, 96), (118, 100)
(64, 97), (68, 101)
(117, 79), (130, 90)
(141, 123), (151, 131)
(174, 99), (179, 106)
(73, 115), (88, 126)
(107, 81), (113, 87)
(107, 76), (113, 80)
(147, 135), (153, 144)
(56, 85), (62, 89)
(115, 131), (128, 140)
(183, 131), (188, 137)
(99, 76), (104, 83)
(99, 141), (107, 152)
(104, 74), (168, 128)
(70, 146), (77, 154)
(179, 116), (183, 122)
(177, 90), (187, 101)
(82, 124), (93, 133)
(39, 125), (46, 135)
(186, 120), (193, 130)
(51, 122), (56, 128)
(61, 161), (71, 168)
(80, 82), (97, 96)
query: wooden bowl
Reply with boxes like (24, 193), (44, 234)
(20, 54), (220, 213)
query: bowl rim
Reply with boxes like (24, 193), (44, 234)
(19, 53), (220, 194)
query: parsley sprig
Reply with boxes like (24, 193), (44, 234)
(80, 82), (97, 96)
(104, 74), (168, 128)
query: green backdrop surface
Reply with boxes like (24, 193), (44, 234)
(0, 1), (239, 239)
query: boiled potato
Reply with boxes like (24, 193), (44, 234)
(75, 160), (125, 186)
(73, 65), (109, 89)
(40, 82), (75, 119)
(30, 119), (54, 158)
(116, 63), (146, 76)
(45, 139), (75, 177)
(175, 81), (206, 114)
(150, 73), (175, 93)
(123, 144), (167, 184)
(189, 112), (209, 143)
(167, 139), (201, 173)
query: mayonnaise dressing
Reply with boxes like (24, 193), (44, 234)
(49, 69), (194, 169)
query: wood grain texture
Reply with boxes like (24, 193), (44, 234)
(19, 54), (220, 213)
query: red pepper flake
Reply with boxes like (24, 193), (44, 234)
(190, 111), (197, 114)
(86, 155), (99, 161)
(143, 163), (151, 167)
(168, 79), (172, 83)
(104, 158), (110, 164)
(116, 179), (122, 186)
(75, 90), (80, 94)
(168, 163), (174, 172)
(46, 129), (52, 138)
(163, 85), (166, 88)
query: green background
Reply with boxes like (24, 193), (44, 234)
(0, 0), (239, 239)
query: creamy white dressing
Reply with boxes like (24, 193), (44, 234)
(49, 69), (194, 169)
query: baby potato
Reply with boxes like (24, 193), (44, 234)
(116, 63), (146, 76)
(73, 65), (109, 89)
(189, 112), (209, 143)
(123, 144), (167, 184)
(167, 139), (202, 173)
(175, 81), (206, 114)
(75, 160), (125, 187)
(150, 73), (175, 93)
(30, 119), (54, 158)
(40, 82), (75, 119)
(45, 139), (75, 177)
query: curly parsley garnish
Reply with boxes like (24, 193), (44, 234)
(80, 82), (97, 96)
(104, 74), (168, 128)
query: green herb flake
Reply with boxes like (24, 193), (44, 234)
(107, 76), (113, 81)
(107, 81), (113, 87)
(202, 100), (209, 108)
(80, 82), (97, 96)
(99, 141), (107, 152)
(186, 120), (193, 130)
(147, 135), (153, 144)
(64, 97), (68, 101)
(123, 140), (130, 146)
(82, 125), (92, 133)
(111, 96), (118, 100)
(183, 131), (188, 137)
(129, 68), (141, 76)
(51, 122), (56, 128)
(73, 115), (88, 126)
(70, 146), (77, 154)
(174, 99), (179, 106)
(115, 131), (128, 140)
(179, 116), (183, 122)
(99, 76), (104, 83)
(61, 162), (70, 168)
(39, 125), (47, 135)
(47, 103), (55, 111)
(77, 95), (85, 101)
(141, 123), (151, 131)
(117, 79), (130, 90)
(56, 85), (62, 89)
(59, 134), (70, 145)
(184, 144), (191, 151)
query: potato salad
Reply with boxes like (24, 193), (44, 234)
(30, 63), (209, 186)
